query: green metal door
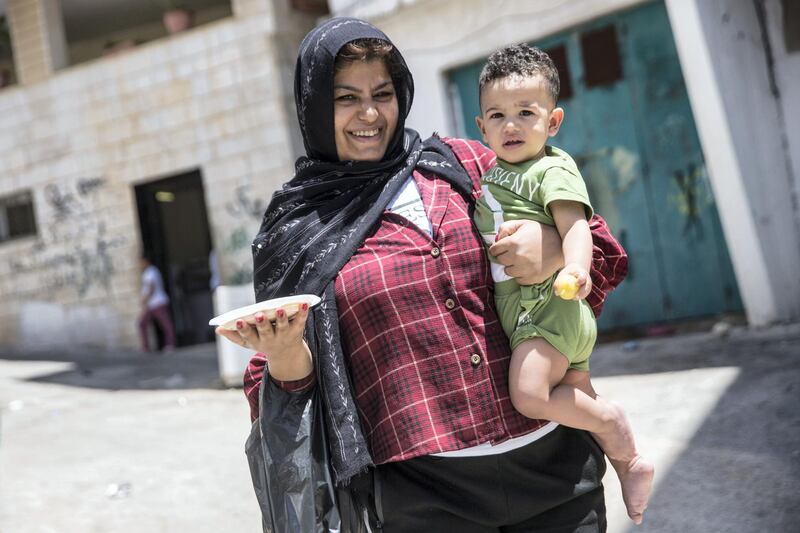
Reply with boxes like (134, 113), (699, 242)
(448, 1), (742, 329)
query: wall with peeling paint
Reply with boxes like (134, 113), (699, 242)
(762, 0), (800, 231)
(666, 0), (800, 324)
(446, 2), (743, 328)
(0, 0), (317, 348)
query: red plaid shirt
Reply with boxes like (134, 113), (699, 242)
(244, 138), (628, 465)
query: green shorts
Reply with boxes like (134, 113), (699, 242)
(494, 276), (597, 371)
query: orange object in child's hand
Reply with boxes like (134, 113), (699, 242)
(554, 274), (580, 300)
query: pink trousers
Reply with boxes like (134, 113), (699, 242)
(138, 304), (176, 351)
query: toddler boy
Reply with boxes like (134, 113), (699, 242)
(473, 43), (654, 525)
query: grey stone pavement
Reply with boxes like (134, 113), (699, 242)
(1, 322), (798, 533)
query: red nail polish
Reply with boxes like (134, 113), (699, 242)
(277, 309), (285, 318)
(255, 314), (264, 323)
(301, 303), (308, 311)
(236, 320), (244, 329)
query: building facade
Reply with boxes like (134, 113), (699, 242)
(0, 0), (797, 350)
(0, 0), (321, 348)
(329, 0), (800, 328)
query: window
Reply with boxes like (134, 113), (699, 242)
(0, 15), (17, 89)
(580, 25), (623, 88)
(0, 191), (37, 243)
(544, 44), (573, 101)
(63, 1), (235, 66)
(783, 0), (800, 52)
(291, 0), (330, 15)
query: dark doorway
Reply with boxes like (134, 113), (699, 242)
(135, 170), (215, 347)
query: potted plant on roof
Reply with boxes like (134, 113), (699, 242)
(160, 1), (194, 35)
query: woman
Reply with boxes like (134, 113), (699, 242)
(217, 17), (627, 532)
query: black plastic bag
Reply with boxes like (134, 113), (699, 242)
(245, 375), (344, 532)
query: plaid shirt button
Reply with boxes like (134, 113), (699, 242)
(431, 247), (441, 257)
(470, 353), (482, 366)
(444, 298), (456, 310)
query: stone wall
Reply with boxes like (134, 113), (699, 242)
(0, 0), (314, 348)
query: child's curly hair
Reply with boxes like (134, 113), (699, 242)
(478, 43), (560, 105)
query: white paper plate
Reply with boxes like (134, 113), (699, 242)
(209, 294), (321, 330)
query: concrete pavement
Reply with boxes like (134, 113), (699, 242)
(1, 323), (798, 532)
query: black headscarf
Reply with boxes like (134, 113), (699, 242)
(251, 17), (474, 485)
(294, 17), (413, 163)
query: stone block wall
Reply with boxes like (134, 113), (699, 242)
(0, 0), (313, 349)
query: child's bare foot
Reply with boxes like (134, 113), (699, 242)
(610, 455), (654, 525)
(591, 400), (654, 524)
(591, 400), (636, 461)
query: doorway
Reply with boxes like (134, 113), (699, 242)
(135, 170), (215, 347)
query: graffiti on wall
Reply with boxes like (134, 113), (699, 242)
(221, 183), (266, 285)
(221, 227), (255, 285)
(226, 184), (266, 221)
(5, 177), (128, 300)
(9, 222), (126, 297)
(42, 178), (110, 241)
(44, 177), (105, 221)
(671, 162), (713, 240)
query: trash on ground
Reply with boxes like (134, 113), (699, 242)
(622, 340), (640, 352)
(163, 374), (186, 388)
(106, 482), (132, 499)
(711, 320), (733, 337)
(644, 324), (676, 337)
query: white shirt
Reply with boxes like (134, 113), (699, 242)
(388, 178), (433, 236)
(141, 265), (170, 310)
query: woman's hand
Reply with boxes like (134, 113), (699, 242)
(215, 304), (313, 381)
(489, 219), (564, 285)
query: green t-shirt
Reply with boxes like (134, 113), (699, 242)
(474, 146), (593, 245)
(474, 146), (597, 364)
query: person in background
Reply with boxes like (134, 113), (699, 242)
(138, 254), (176, 352)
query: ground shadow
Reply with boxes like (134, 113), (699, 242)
(600, 326), (800, 532)
(591, 319), (796, 378)
(4, 325), (799, 530)
(0, 342), (229, 391)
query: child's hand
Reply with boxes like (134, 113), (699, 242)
(554, 264), (592, 300)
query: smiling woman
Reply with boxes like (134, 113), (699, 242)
(220, 16), (629, 533)
(333, 58), (399, 161)
(332, 39), (401, 162)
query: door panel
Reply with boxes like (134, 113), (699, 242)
(541, 26), (667, 328)
(622, 4), (742, 317)
(447, 0), (742, 329)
